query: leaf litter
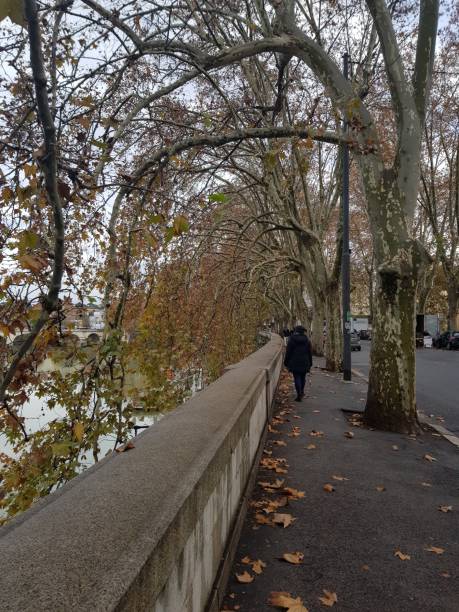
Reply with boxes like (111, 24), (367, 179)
(268, 592), (309, 612)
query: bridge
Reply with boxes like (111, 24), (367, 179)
(0, 335), (283, 611)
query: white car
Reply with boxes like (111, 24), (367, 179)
(423, 334), (433, 348)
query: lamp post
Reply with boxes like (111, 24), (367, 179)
(342, 52), (352, 381)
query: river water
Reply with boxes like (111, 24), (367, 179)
(0, 356), (165, 462)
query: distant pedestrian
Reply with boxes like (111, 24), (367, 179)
(282, 328), (291, 338)
(284, 325), (313, 401)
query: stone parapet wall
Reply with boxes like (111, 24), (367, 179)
(0, 335), (283, 612)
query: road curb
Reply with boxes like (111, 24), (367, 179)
(417, 412), (459, 449)
(351, 368), (368, 382)
(351, 368), (459, 449)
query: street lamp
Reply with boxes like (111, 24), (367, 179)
(342, 52), (352, 381)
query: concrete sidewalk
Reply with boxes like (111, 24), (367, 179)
(222, 366), (459, 612)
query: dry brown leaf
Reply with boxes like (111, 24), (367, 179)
(376, 485), (386, 492)
(323, 483), (335, 493)
(251, 559), (267, 574)
(272, 512), (296, 528)
(283, 487), (305, 499)
(288, 426), (301, 438)
(424, 454), (437, 462)
(115, 441), (135, 453)
(392, 445), (399, 451)
(268, 425), (280, 433)
(425, 545), (444, 554)
(258, 478), (284, 490)
(254, 513), (273, 525)
(268, 592), (308, 611)
(421, 482), (432, 487)
(439, 505), (453, 513)
(241, 556), (251, 565)
(264, 449), (273, 456)
(440, 571), (451, 578)
(282, 551), (304, 564)
(309, 430), (324, 437)
(344, 431), (354, 438)
(318, 590), (338, 607)
(235, 571), (253, 583)
(361, 564), (370, 571)
(273, 440), (287, 447)
(332, 475), (349, 481)
(394, 550), (411, 560)
(263, 498), (287, 514)
(306, 444), (316, 450)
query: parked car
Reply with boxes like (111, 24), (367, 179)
(423, 332), (433, 348)
(434, 331), (459, 349)
(359, 329), (372, 340)
(351, 332), (361, 351)
(446, 331), (459, 350)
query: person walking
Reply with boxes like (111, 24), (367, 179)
(284, 325), (313, 401)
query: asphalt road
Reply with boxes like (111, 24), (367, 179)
(352, 340), (459, 433)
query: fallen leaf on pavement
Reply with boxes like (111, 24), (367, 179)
(288, 426), (301, 437)
(281, 551), (304, 564)
(332, 475), (349, 481)
(344, 431), (354, 438)
(268, 592), (308, 611)
(440, 571), (451, 578)
(376, 485), (386, 492)
(235, 571), (253, 583)
(424, 454), (437, 462)
(115, 441), (135, 453)
(262, 497), (288, 514)
(438, 505), (452, 513)
(421, 482), (432, 487)
(254, 513), (273, 525)
(283, 487), (305, 499)
(361, 564), (370, 571)
(272, 513), (296, 528)
(394, 550), (411, 560)
(323, 483), (335, 493)
(258, 478), (284, 490)
(241, 556), (251, 564)
(309, 430), (324, 437)
(318, 589), (338, 607)
(425, 546), (444, 554)
(392, 445), (399, 451)
(273, 440), (287, 447)
(252, 559), (267, 574)
(313, 410), (320, 413)
(306, 444), (316, 450)
(269, 425), (280, 433)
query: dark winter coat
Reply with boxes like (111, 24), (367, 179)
(284, 333), (313, 373)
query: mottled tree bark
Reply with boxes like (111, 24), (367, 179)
(447, 286), (459, 331)
(324, 283), (342, 371)
(310, 299), (325, 356)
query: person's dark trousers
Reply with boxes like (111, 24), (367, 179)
(292, 371), (306, 398)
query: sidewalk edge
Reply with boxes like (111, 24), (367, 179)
(351, 369), (459, 449)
